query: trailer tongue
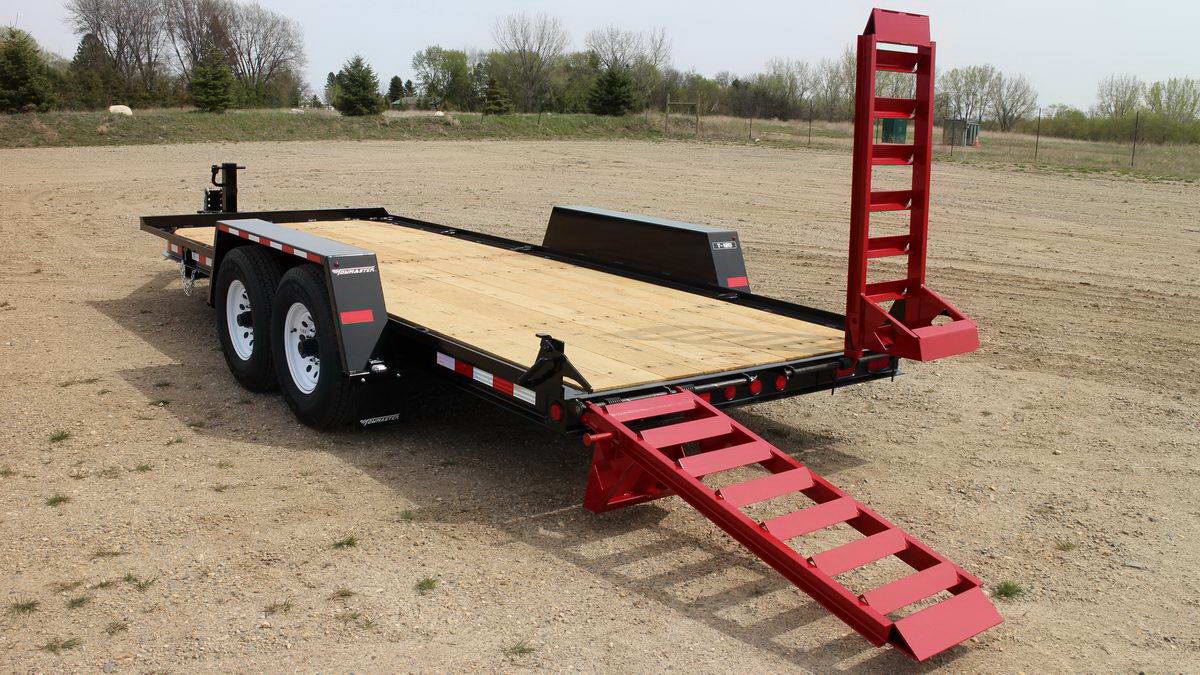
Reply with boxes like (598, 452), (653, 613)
(138, 7), (999, 662)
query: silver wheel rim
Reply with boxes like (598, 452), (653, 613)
(225, 279), (254, 361)
(284, 302), (319, 394)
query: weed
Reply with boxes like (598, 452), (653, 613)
(214, 460), (233, 469)
(59, 377), (100, 388)
(97, 388), (111, 395)
(331, 535), (357, 550)
(166, 437), (183, 446)
(149, 399), (170, 407)
(211, 483), (232, 493)
(330, 587), (356, 601)
(1056, 540), (1077, 552)
(0, 466), (16, 478)
(66, 595), (91, 609)
(97, 466), (122, 479)
(414, 577), (438, 595)
(92, 548), (127, 560)
(39, 637), (82, 654)
(53, 580), (83, 593)
(334, 610), (361, 623)
(265, 598), (293, 615)
(153, 381), (172, 388)
(8, 600), (38, 614)
(132, 463), (153, 473)
(89, 580), (114, 590)
(46, 494), (71, 507)
(49, 429), (71, 443)
(398, 509), (414, 522)
(104, 621), (128, 635)
(504, 640), (537, 658)
(993, 581), (1024, 600)
(123, 573), (156, 591)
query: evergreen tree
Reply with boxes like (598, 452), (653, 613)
(308, 94), (322, 108)
(482, 78), (512, 115)
(386, 75), (404, 105)
(68, 33), (115, 110)
(323, 72), (339, 106)
(403, 79), (415, 97)
(0, 27), (55, 113)
(333, 55), (384, 116)
(190, 50), (234, 113)
(588, 66), (637, 116)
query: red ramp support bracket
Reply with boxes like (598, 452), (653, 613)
(581, 388), (1002, 660)
(845, 9), (979, 363)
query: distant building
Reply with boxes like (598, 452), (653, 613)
(942, 119), (980, 146)
(391, 96), (419, 110)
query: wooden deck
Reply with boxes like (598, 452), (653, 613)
(174, 220), (843, 391)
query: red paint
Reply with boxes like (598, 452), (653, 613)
(339, 309), (374, 325)
(580, 386), (1000, 660)
(726, 276), (749, 287)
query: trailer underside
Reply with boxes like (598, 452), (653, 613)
(172, 220), (844, 392)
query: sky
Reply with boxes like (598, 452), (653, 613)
(5, 0), (1199, 110)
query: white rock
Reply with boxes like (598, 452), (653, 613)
(108, 105), (133, 116)
(433, 110), (445, 117)
(289, 108), (304, 115)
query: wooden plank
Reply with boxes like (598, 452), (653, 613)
(181, 219), (843, 391)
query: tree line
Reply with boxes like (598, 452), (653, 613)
(0, 0), (306, 113)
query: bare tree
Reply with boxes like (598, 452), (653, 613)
(163, 0), (235, 78)
(226, 2), (305, 94)
(491, 11), (569, 112)
(938, 64), (997, 121)
(585, 25), (642, 70)
(989, 73), (1037, 131)
(66, 0), (168, 95)
(1145, 77), (1200, 123)
(1094, 74), (1143, 117)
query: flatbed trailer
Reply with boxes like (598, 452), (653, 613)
(138, 9), (1001, 661)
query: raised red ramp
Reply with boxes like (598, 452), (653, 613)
(581, 390), (1001, 660)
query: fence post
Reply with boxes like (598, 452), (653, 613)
(1033, 109), (1041, 163)
(664, 94), (670, 135)
(748, 113), (753, 141)
(1130, 110), (1139, 168)
(696, 96), (701, 138)
(807, 102), (813, 146)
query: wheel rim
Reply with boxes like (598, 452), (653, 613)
(225, 279), (254, 361)
(284, 302), (320, 394)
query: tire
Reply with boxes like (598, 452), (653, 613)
(271, 264), (357, 429)
(215, 245), (284, 392)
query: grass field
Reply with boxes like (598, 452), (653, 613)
(2, 107), (1197, 180)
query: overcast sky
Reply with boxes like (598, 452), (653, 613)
(6, 0), (1198, 109)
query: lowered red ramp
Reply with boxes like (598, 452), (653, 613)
(581, 390), (1001, 660)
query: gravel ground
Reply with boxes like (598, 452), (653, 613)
(0, 139), (1196, 672)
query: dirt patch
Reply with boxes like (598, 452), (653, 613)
(0, 140), (1196, 671)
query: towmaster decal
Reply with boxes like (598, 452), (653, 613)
(712, 241), (738, 250)
(330, 265), (377, 276)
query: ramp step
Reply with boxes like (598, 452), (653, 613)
(893, 587), (1004, 661)
(604, 392), (698, 422)
(869, 189), (915, 212)
(719, 468), (813, 507)
(866, 234), (912, 258)
(862, 562), (960, 614)
(763, 496), (859, 541)
(874, 96), (918, 119)
(871, 144), (916, 165)
(678, 441), (774, 478)
(810, 528), (907, 576)
(875, 49), (921, 73)
(640, 416), (731, 448)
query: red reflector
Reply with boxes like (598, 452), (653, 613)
(698, 392), (712, 402)
(726, 276), (749, 287)
(723, 385), (737, 400)
(549, 403), (563, 422)
(749, 379), (763, 395)
(775, 375), (788, 390)
(340, 309), (374, 325)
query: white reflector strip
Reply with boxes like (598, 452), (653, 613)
(435, 352), (536, 407)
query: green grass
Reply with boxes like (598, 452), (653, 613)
(45, 494), (70, 507)
(993, 580), (1025, 600)
(504, 639), (537, 658)
(0, 109), (664, 150)
(123, 573), (156, 591)
(414, 577), (438, 595)
(91, 548), (127, 560)
(89, 579), (114, 590)
(132, 463), (153, 473)
(1056, 540), (1077, 552)
(39, 637), (82, 654)
(331, 535), (358, 550)
(66, 595), (91, 609)
(264, 598), (293, 615)
(104, 620), (129, 635)
(48, 429), (71, 443)
(8, 599), (38, 614)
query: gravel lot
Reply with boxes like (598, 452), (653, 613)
(0, 139), (1196, 672)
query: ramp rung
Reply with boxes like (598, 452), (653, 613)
(719, 468), (813, 507)
(871, 144), (915, 165)
(893, 587), (1004, 661)
(810, 529), (907, 576)
(874, 97), (918, 119)
(869, 189), (914, 212)
(861, 562), (960, 614)
(867, 235), (912, 259)
(875, 49), (921, 73)
(763, 496), (859, 541)
(639, 416), (731, 448)
(604, 392), (698, 422)
(678, 441), (774, 478)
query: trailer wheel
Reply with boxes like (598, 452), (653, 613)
(215, 246), (283, 392)
(271, 264), (357, 429)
